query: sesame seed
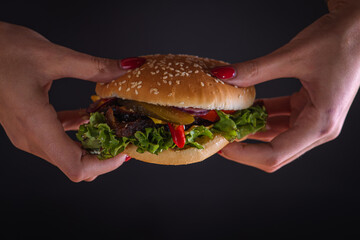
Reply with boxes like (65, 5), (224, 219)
(201, 82), (205, 87)
(157, 82), (161, 86)
(176, 80), (180, 84)
(175, 73), (180, 77)
(135, 89), (138, 95)
(163, 80), (167, 83)
(195, 70), (199, 73)
(169, 73), (173, 77)
(179, 102), (184, 105)
(118, 86), (122, 91)
(163, 76), (168, 79)
(137, 85), (142, 89)
(169, 81), (172, 85)
(126, 88), (130, 92)
(168, 93), (173, 96)
(151, 72), (155, 75)
(150, 88), (159, 94)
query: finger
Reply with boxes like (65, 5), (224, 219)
(210, 46), (298, 87)
(22, 103), (126, 182)
(57, 109), (89, 131)
(255, 96), (291, 117)
(85, 176), (98, 182)
(248, 115), (290, 142)
(219, 105), (321, 172)
(47, 44), (146, 82)
(79, 152), (128, 181)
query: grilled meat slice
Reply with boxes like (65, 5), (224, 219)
(105, 107), (155, 138)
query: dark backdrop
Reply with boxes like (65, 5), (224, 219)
(1, 0), (359, 239)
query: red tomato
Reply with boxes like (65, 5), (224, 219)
(199, 110), (236, 122)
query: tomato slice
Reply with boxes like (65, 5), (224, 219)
(199, 110), (236, 122)
(199, 110), (219, 122)
(168, 123), (186, 148)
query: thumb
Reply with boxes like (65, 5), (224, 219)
(210, 47), (297, 87)
(49, 44), (145, 82)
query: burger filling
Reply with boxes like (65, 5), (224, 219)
(76, 97), (267, 160)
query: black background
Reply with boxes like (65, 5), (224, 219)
(1, 0), (360, 239)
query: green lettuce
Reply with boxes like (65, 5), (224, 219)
(212, 105), (267, 141)
(76, 106), (267, 159)
(185, 126), (213, 149)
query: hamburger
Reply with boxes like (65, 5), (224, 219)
(76, 54), (267, 165)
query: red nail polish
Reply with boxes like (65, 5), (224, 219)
(211, 66), (236, 80)
(120, 57), (146, 70)
(125, 155), (131, 162)
(217, 150), (222, 154)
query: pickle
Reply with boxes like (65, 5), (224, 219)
(119, 99), (195, 125)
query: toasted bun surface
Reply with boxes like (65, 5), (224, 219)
(96, 54), (255, 110)
(123, 135), (248, 165)
(123, 134), (229, 165)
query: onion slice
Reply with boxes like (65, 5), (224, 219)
(175, 107), (210, 116)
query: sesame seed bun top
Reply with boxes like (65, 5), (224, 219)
(96, 54), (255, 110)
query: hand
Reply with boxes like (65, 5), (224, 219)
(212, 0), (360, 172)
(0, 22), (144, 181)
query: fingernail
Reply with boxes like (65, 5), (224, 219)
(217, 150), (222, 154)
(120, 57), (146, 70)
(125, 155), (131, 162)
(211, 66), (236, 80)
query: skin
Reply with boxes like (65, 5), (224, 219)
(0, 21), (131, 182)
(1, 0), (359, 180)
(218, 0), (360, 172)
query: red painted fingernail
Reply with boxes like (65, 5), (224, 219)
(125, 155), (131, 162)
(217, 150), (222, 154)
(120, 57), (146, 70)
(211, 66), (236, 80)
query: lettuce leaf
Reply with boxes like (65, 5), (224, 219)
(185, 126), (214, 149)
(212, 105), (267, 141)
(76, 106), (267, 159)
(76, 112), (175, 159)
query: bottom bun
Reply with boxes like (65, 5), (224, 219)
(123, 134), (230, 165)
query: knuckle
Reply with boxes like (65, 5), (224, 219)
(241, 60), (259, 80)
(262, 155), (283, 173)
(63, 166), (86, 183)
(318, 110), (342, 141)
(11, 137), (26, 151)
(92, 57), (110, 74)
